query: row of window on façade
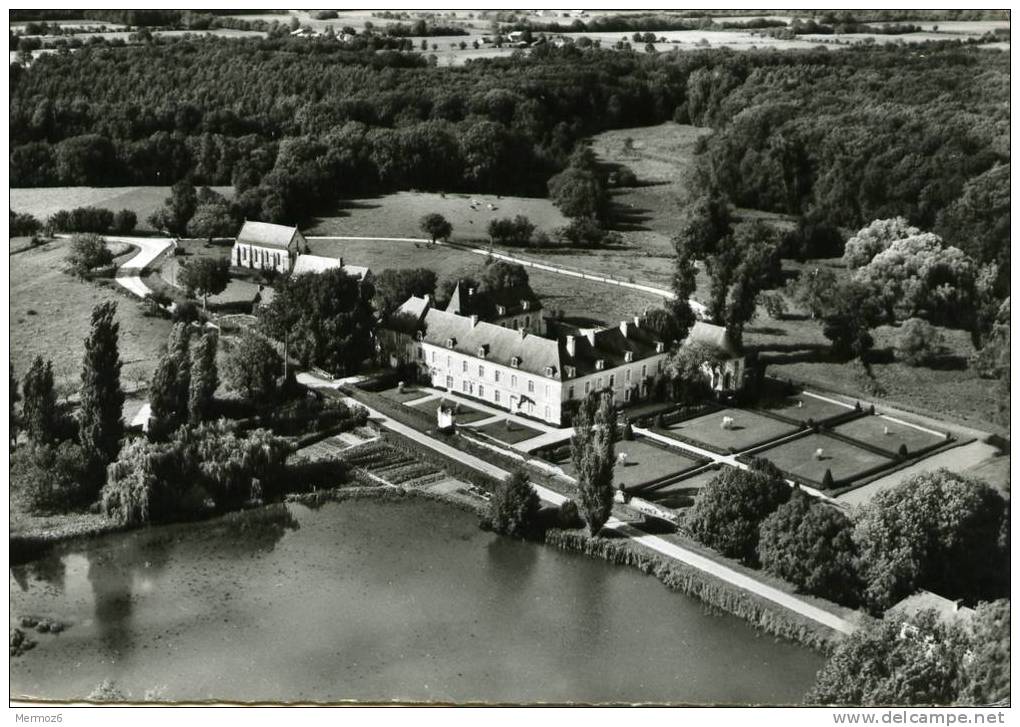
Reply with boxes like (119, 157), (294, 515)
(410, 343), (670, 426)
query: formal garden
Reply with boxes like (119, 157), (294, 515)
(469, 417), (544, 446)
(659, 407), (799, 453)
(751, 432), (896, 488)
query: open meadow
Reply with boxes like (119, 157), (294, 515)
(9, 239), (172, 394)
(10, 186), (234, 233)
(308, 190), (568, 242)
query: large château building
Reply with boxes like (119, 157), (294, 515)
(384, 294), (679, 426)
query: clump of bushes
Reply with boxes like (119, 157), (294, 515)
(101, 421), (290, 526)
(65, 233), (114, 278)
(11, 441), (90, 514)
(481, 469), (540, 538)
(895, 317), (946, 367)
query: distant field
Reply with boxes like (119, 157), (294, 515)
(10, 239), (172, 394)
(307, 236), (662, 325)
(10, 186), (234, 232)
(309, 190), (568, 242)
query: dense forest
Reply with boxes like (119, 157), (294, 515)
(10, 37), (1009, 273)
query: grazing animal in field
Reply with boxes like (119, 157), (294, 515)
(721, 416), (734, 430)
(814, 448), (825, 460)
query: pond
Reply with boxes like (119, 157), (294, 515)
(10, 499), (824, 704)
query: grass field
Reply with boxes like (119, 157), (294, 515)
(10, 186), (233, 232)
(757, 432), (895, 486)
(10, 239), (172, 393)
(558, 436), (701, 489)
(664, 407), (799, 452)
(407, 395), (491, 424)
(308, 236), (661, 325)
(469, 417), (543, 445)
(308, 190), (569, 241)
(832, 415), (946, 457)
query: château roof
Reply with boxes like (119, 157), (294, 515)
(445, 282), (543, 320)
(292, 254), (369, 279)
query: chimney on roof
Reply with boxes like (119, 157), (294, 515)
(470, 314), (479, 327)
(633, 315), (641, 327)
(519, 328), (526, 339)
(566, 334), (576, 357)
(620, 320), (630, 337)
(585, 330), (596, 346)
(424, 293), (431, 303)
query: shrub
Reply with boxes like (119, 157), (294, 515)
(10, 210), (41, 237)
(895, 317), (945, 367)
(853, 469), (1008, 611)
(685, 467), (791, 564)
(101, 422), (290, 526)
(65, 233), (113, 278)
(557, 499), (582, 529)
(482, 469), (539, 538)
(760, 292), (788, 320)
(112, 209), (137, 234)
(47, 206), (115, 234)
(11, 441), (89, 513)
(758, 490), (861, 606)
(621, 420), (634, 441)
(172, 300), (200, 323)
(555, 217), (618, 248)
(487, 215), (535, 247)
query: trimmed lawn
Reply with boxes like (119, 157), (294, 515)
(664, 407), (798, 452)
(378, 385), (433, 404)
(470, 417), (543, 446)
(640, 466), (726, 509)
(407, 395), (491, 424)
(756, 433), (895, 487)
(833, 415), (946, 457)
(559, 437), (702, 490)
(759, 395), (853, 424)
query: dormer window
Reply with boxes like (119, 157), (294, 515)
(522, 300), (530, 311)
(655, 341), (665, 353)
(624, 351), (634, 363)
(415, 330), (424, 341)
(496, 305), (507, 315)
(477, 345), (488, 358)
(565, 365), (576, 378)
(595, 359), (605, 371)
(446, 337), (456, 349)
(510, 356), (521, 368)
(544, 366), (554, 377)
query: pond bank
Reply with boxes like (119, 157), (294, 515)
(11, 497), (826, 704)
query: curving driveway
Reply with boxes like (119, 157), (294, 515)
(108, 235), (176, 298)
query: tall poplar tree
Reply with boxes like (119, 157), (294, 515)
(78, 301), (124, 486)
(188, 330), (219, 424)
(21, 356), (59, 445)
(570, 393), (616, 536)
